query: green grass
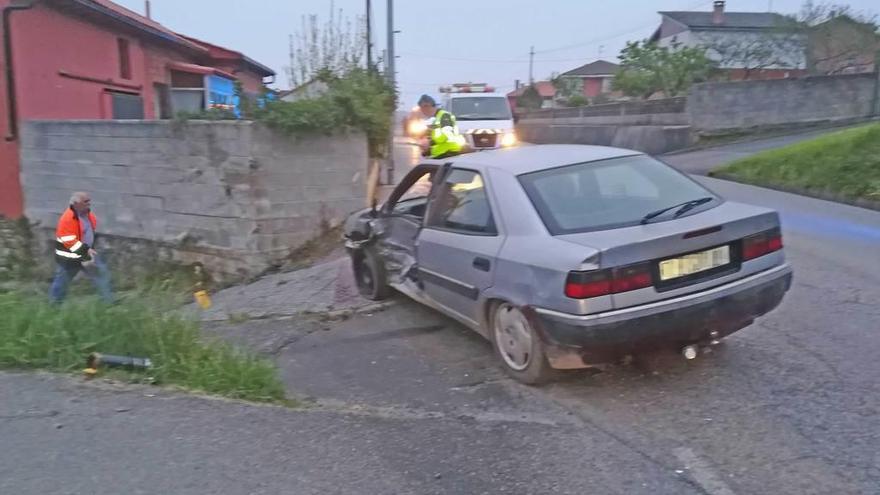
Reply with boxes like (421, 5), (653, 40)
(0, 291), (286, 403)
(711, 123), (880, 203)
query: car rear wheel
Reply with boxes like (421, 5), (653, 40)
(352, 247), (390, 301)
(492, 302), (555, 385)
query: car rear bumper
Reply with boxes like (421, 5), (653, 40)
(531, 264), (793, 368)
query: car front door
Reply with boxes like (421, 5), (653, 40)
(417, 168), (505, 327)
(379, 164), (438, 282)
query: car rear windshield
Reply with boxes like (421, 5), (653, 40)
(518, 155), (720, 234)
(450, 97), (512, 121)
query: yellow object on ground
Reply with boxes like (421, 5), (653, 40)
(194, 290), (212, 309)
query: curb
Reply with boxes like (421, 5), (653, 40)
(201, 299), (399, 324)
(709, 173), (880, 212)
(662, 119), (878, 157)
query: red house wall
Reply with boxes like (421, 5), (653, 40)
(583, 78), (602, 98)
(0, 1), (268, 218)
(10, 3), (151, 121)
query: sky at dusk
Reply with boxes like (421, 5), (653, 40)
(115, 0), (879, 107)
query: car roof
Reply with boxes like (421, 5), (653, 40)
(427, 144), (642, 175)
(444, 93), (506, 99)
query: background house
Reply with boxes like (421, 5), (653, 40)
(651, 0), (807, 80)
(559, 60), (619, 98)
(0, 0), (274, 218)
(279, 79), (330, 102)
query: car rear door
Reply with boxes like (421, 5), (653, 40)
(417, 168), (504, 326)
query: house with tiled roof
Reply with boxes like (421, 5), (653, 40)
(650, 1), (807, 80)
(0, 0), (274, 217)
(559, 60), (620, 98)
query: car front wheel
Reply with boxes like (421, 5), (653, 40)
(491, 302), (555, 385)
(351, 247), (390, 301)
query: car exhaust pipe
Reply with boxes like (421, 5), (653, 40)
(682, 345), (699, 360)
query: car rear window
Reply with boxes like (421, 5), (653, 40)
(518, 155), (719, 234)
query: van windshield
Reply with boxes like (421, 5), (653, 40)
(450, 97), (512, 121)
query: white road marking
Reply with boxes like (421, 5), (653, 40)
(674, 447), (738, 495)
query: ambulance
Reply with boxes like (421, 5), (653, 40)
(440, 83), (517, 150)
(404, 83), (517, 150)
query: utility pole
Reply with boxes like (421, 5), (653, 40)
(386, 0), (396, 185)
(288, 34), (295, 88)
(386, 0), (396, 87)
(366, 0), (372, 70)
(529, 46), (535, 84)
(873, 50), (880, 116)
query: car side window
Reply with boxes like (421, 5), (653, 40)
(428, 169), (497, 235)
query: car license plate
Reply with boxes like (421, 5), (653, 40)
(659, 245), (730, 281)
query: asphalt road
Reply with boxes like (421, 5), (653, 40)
(3, 134), (879, 494)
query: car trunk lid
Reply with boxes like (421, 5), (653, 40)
(556, 201), (781, 308)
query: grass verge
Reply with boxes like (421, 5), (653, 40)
(710, 123), (880, 205)
(0, 291), (286, 403)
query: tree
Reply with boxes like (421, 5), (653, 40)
(550, 73), (584, 105)
(795, 2), (880, 75)
(518, 85), (544, 110)
(613, 40), (714, 98)
(267, 4), (393, 160)
(286, 1), (366, 88)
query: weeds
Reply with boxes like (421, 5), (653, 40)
(0, 292), (286, 403)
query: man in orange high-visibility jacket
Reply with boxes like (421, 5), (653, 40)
(49, 192), (113, 303)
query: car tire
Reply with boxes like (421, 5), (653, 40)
(352, 247), (390, 301)
(491, 302), (556, 385)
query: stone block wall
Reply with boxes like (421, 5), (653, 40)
(687, 72), (877, 134)
(19, 120), (367, 281)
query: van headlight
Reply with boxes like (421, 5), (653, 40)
(501, 131), (517, 147)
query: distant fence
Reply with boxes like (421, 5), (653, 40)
(519, 97), (687, 120)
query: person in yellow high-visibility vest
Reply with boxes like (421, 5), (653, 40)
(417, 94), (466, 159)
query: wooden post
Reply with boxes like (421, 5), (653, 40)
(366, 157), (380, 207)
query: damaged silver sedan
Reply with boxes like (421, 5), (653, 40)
(344, 145), (792, 384)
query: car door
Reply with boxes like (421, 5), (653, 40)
(379, 164), (438, 281)
(417, 168), (505, 326)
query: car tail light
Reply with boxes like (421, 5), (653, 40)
(611, 263), (653, 293)
(565, 270), (612, 299)
(565, 262), (653, 299)
(743, 228), (783, 261)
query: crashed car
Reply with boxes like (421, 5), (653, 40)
(344, 145), (792, 384)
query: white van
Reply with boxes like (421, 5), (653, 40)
(440, 84), (517, 150)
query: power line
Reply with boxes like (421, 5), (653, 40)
(533, 0), (712, 54)
(397, 0), (715, 65)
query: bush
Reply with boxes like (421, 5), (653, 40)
(255, 68), (394, 157)
(565, 95), (589, 107)
(0, 292), (286, 402)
